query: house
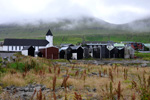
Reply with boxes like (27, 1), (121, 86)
(39, 46), (59, 59)
(21, 46), (35, 57)
(2, 29), (53, 52)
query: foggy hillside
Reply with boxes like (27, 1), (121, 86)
(122, 17), (150, 32)
(0, 16), (150, 39)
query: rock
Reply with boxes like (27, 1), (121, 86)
(29, 88), (34, 92)
(69, 86), (73, 90)
(6, 86), (11, 90)
(86, 87), (91, 92)
(141, 63), (147, 67)
(24, 88), (29, 92)
(92, 72), (97, 75)
(41, 85), (46, 91)
(2, 83), (52, 99)
(19, 88), (24, 91)
(108, 63), (113, 66)
(93, 88), (97, 92)
(62, 75), (68, 78)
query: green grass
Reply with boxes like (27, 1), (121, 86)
(135, 52), (150, 58)
(1, 26), (150, 45)
(135, 52), (150, 60)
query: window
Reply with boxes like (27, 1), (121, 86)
(16, 46), (17, 50)
(12, 46), (13, 50)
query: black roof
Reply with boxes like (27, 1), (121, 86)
(3, 38), (49, 46)
(46, 29), (53, 36)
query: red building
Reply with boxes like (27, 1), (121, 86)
(39, 47), (59, 59)
(131, 42), (144, 51)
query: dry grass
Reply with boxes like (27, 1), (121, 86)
(0, 56), (150, 99)
(1, 72), (26, 86)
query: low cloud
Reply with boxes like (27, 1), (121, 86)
(0, 0), (150, 24)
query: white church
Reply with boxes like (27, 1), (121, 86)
(2, 29), (53, 52)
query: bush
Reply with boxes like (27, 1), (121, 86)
(8, 60), (42, 72)
(8, 62), (25, 72)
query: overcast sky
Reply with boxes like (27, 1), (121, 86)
(0, 0), (150, 24)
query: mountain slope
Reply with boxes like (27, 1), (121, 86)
(0, 17), (150, 44)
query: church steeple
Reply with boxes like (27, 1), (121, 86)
(46, 29), (53, 47)
(46, 29), (53, 36)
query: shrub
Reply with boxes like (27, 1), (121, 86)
(8, 62), (25, 72)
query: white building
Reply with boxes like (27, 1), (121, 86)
(2, 29), (53, 52)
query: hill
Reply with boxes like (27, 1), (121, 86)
(0, 17), (150, 44)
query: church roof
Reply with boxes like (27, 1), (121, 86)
(46, 29), (53, 36)
(3, 38), (49, 46)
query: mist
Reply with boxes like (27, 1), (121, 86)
(0, 0), (150, 25)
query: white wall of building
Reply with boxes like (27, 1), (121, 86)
(3, 46), (7, 51)
(3, 46), (23, 51)
(3, 45), (48, 52)
(46, 35), (53, 47)
(72, 53), (77, 59)
(0, 46), (3, 51)
(21, 50), (28, 56)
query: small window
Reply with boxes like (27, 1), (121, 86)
(12, 46), (13, 50)
(16, 46), (17, 50)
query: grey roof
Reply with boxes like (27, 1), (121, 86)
(3, 38), (49, 46)
(83, 41), (108, 45)
(22, 46), (35, 50)
(70, 46), (82, 50)
(46, 29), (53, 36)
(60, 44), (74, 47)
(83, 41), (108, 44)
(59, 47), (69, 51)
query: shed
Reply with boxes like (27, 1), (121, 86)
(124, 44), (135, 59)
(92, 45), (110, 59)
(70, 46), (83, 60)
(59, 46), (72, 60)
(21, 46), (35, 56)
(114, 43), (125, 58)
(101, 45), (109, 58)
(83, 47), (89, 58)
(36, 51), (43, 57)
(93, 47), (100, 58)
(39, 46), (59, 59)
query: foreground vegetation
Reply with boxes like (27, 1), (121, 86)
(0, 54), (150, 100)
